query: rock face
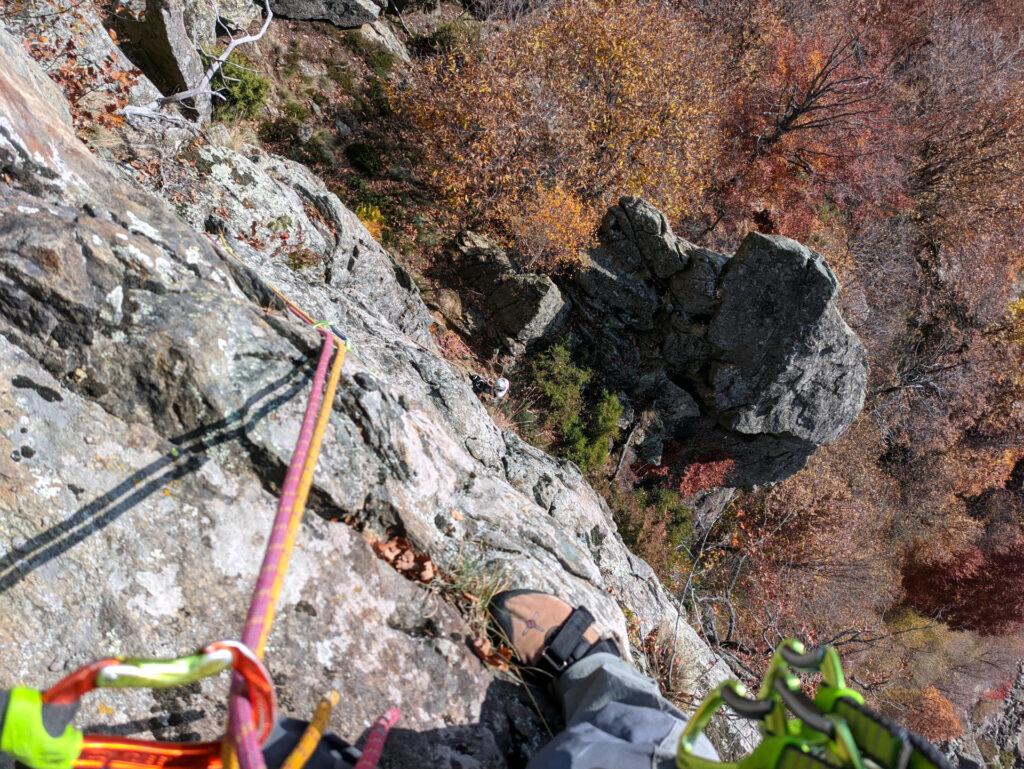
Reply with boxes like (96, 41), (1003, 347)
(2, 0), (161, 108)
(112, 0), (214, 121)
(449, 232), (570, 355)
(269, 0), (381, 28)
(947, 662), (1024, 768)
(568, 197), (867, 492)
(0, 21), (757, 769)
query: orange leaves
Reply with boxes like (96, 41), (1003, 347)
(23, 31), (139, 132)
(371, 535), (436, 584)
(905, 687), (964, 742)
(397, 0), (724, 271)
(470, 637), (513, 671)
(509, 182), (595, 271)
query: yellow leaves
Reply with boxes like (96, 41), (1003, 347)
(807, 48), (826, 76)
(354, 202), (385, 241)
(1008, 297), (1024, 346)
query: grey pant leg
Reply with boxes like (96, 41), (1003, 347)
(527, 653), (719, 769)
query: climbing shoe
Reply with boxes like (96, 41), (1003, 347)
(489, 589), (621, 676)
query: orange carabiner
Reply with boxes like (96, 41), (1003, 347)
(42, 641), (276, 769)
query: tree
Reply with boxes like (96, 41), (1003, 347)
(399, 0), (724, 268)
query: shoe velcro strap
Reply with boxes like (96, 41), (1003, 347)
(540, 607), (595, 674)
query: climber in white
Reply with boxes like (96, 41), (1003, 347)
(471, 373), (510, 402)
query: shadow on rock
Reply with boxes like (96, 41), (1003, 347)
(0, 363), (313, 594)
(380, 678), (562, 769)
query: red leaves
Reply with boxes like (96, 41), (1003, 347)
(371, 535), (435, 584)
(677, 457), (736, 497)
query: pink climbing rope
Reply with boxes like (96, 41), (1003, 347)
(353, 708), (401, 769)
(241, 334), (335, 654)
(227, 332), (335, 769)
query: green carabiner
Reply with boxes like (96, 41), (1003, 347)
(95, 647), (234, 689)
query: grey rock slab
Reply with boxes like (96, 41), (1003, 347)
(269, 0), (381, 27)
(0, 338), (529, 765)
(359, 19), (409, 62)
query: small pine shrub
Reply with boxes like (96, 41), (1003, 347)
(530, 343), (621, 473)
(345, 141), (386, 176)
(212, 53), (270, 121)
(566, 389), (622, 472)
(532, 343), (591, 435)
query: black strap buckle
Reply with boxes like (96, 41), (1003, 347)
(538, 607), (596, 675)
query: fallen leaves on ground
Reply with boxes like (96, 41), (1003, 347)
(371, 535), (435, 583)
(471, 637), (513, 672)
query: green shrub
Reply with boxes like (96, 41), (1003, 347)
(342, 31), (398, 77)
(283, 40), (304, 78)
(326, 62), (357, 92)
(605, 483), (694, 586)
(345, 141), (386, 176)
(281, 99), (309, 121)
(412, 20), (480, 56)
(532, 342), (591, 433)
(300, 130), (336, 165)
(259, 116), (302, 144)
(366, 47), (397, 78)
(356, 77), (392, 118)
(531, 343), (621, 473)
(212, 53), (270, 121)
(566, 389), (622, 471)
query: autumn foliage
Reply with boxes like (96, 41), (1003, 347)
(903, 686), (964, 742)
(399, 0), (723, 269)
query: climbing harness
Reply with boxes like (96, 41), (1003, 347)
(677, 640), (953, 769)
(0, 264), (399, 769)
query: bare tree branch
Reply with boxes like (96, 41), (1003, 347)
(121, 0), (272, 129)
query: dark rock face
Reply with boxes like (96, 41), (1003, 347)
(452, 232), (570, 355)
(568, 197), (867, 491)
(112, 0), (213, 120)
(268, 0), (380, 27)
(0, 23), (757, 767)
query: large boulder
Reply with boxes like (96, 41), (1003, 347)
(269, 0), (381, 28)
(568, 197), (867, 494)
(451, 232), (570, 355)
(0, 22), (757, 768)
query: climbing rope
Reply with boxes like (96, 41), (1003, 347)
(225, 321), (347, 769)
(676, 640), (953, 769)
(0, 261), (400, 769)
